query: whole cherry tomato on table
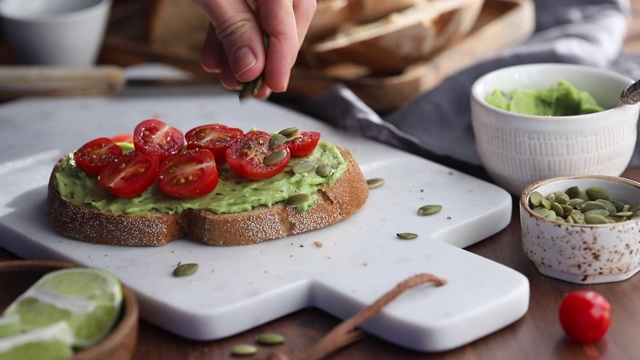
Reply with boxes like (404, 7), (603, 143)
(158, 149), (219, 198)
(226, 131), (291, 180)
(558, 290), (611, 343)
(74, 137), (123, 178)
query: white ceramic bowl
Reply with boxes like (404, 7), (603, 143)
(520, 175), (640, 284)
(0, 0), (112, 65)
(471, 63), (640, 195)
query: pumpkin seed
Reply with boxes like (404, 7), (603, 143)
(292, 160), (315, 174)
(315, 163), (332, 177)
(584, 213), (610, 224)
(278, 127), (299, 138)
(285, 193), (311, 206)
(366, 178), (384, 189)
(264, 149), (287, 165)
(528, 185), (640, 225)
(396, 232), (418, 240)
(417, 204), (442, 216)
(269, 133), (287, 148)
(230, 344), (257, 356)
(586, 187), (612, 201)
(256, 332), (285, 345)
(529, 191), (544, 207)
(173, 263), (199, 277)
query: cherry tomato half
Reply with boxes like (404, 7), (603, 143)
(158, 149), (219, 198)
(226, 130), (291, 180)
(133, 119), (184, 161)
(185, 123), (243, 164)
(74, 137), (124, 178)
(110, 133), (134, 143)
(558, 290), (611, 343)
(285, 131), (321, 157)
(98, 151), (159, 199)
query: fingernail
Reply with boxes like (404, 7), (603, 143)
(232, 46), (257, 77)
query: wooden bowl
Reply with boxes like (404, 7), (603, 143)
(0, 260), (139, 360)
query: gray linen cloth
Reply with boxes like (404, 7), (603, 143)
(303, 0), (639, 177)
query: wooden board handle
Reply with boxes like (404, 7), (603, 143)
(0, 65), (126, 100)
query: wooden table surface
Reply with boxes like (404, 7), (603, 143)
(3, 1), (640, 359)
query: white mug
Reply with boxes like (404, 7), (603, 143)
(0, 0), (112, 66)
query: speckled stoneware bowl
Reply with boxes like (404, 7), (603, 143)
(471, 63), (640, 195)
(520, 175), (640, 284)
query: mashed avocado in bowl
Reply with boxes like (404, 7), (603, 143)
(485, 80), (604, 116)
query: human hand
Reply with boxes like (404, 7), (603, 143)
(191, 0), (316, 99)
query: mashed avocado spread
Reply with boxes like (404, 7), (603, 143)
(485, 80), (604, 116)
(55, 141), (347, 215)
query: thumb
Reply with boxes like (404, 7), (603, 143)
(191, 0), (265, 82)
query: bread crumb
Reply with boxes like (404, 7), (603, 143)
(314, 241), (324, 248)
(362, 262), (369, 267)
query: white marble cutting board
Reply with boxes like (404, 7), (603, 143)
(0, 88), (529, 352)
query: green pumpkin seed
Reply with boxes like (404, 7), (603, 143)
(583, 209), (611, 217)
(417, 204), (442, 216)
(315, 163), (332, 177)
(533, 206), (550, 217)
(366, 178), (384, 189)
(579, 201), (608, 213)
(292, 160), (315, 174)
(173, 263), (198, 277)
(264, 149), (288, 165)
(595, 199), (617, 215)
(269, 133), (287, 148)
(256, 332), (285, 345)
(586, 187), (612, 201)
(279, 127), (299, 138)
(584, 213), (610, 224)
(230, 344), (257, 356)
(529, 191), (544, 207)
(551, 202), (564, 217)
(285, 193), (311, 206)
(396, 232), (418, 240)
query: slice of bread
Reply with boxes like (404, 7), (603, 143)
(47, 147), (369, 247)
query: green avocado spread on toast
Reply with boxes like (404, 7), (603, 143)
(54, 142), (347, 215)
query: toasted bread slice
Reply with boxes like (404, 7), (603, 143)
(47, 147), (368, 247)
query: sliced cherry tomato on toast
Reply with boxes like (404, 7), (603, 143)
(285, 131), (321, 157)
(226, 130), (291, 180)
(98, 151), (159, 198)
(74, 137), (124, 178)
(133, 119), (184, 161)
(185, 123), (243, 164)
(158, 149), (219, 198)
(110, 133), (134, 143)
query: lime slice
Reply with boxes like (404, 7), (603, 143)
(0, 315), (22, 338)
(0, 321), (74, 360)
(3, 267), (123, 348)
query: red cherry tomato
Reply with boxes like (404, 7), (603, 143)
(184, 123), (243, 164)
(98, 151), (159, 199)
(285, 131), (321, 157)
(558, 290), (611, 343)
(133, 119), (184, 161)
(158, 149), (219, 198)
(110, 133), (133, 143)
(226, 130), (291, 180)
(73, 137), (124, 178)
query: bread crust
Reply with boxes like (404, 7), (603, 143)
(47, 147), (369, 246)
